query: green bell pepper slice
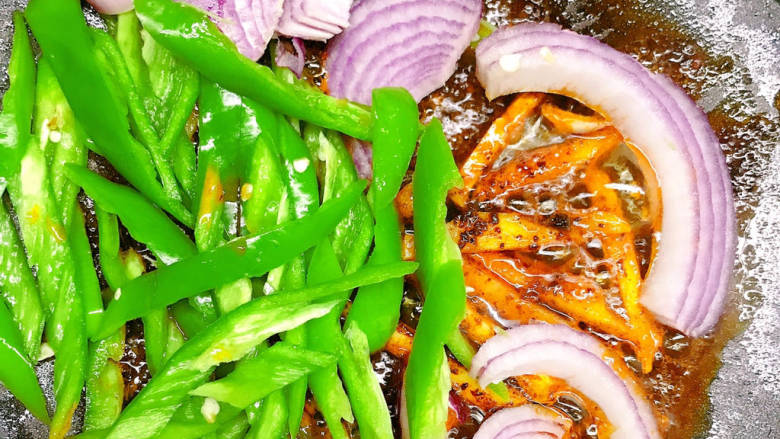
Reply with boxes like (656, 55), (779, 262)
(404, 119), (467, 439)
(133, 0), (372, 140)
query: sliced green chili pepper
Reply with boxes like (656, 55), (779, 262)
(0, 11), (35, 190)
(306, 243), (393, 439)
(156, 397), (243, 439)
(64, 164), (214, 361)
(0, 198), (44, 361)
(304, 126), (374, 274)
(305, 241), (354, 439)
(242, 134), (284, 236)
(70, 204), (105, 338)
(10, 131), (88, 439)
(214, 412), (250, 439)
(64, 165), (196, 264)
(94, 181), (367, 339)
(340, 321), (394, 439)
(84, 211), (138, 432)
(274, 114), (321, 438)
(49, 254), (88, 439)
(133, 0), (373, 140)
(405, 119), (466, 439)
(367, 88), (421, 209)
(25, 0), (194, 226)
(170, 300), (215, 339)
(103, 260), (416, 439)
(84, 328), (125, 432)
(107, 300), (337, 439)
(246, 390), (287, 439)
(7, 137), (86, 439)
(139, 26), (200, 202)
(90, 28), (183, 204)
(347, 87), (420, 352)
(95, 207), (127, 292)
(196, 81), (273, 314)
(190, 343), (335, 407)
(0, 300), (49, 424)
(33, 58), (87, 226)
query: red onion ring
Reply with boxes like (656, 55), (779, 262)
(326, 0), (482, 105)
(471, 324), (660, 439)
(277, 0), (351, 41)
(474, 405), (571, 439)
(475, 23), (736, 336)
(181, 0), (282, 60)
(275, 37), (306, 78)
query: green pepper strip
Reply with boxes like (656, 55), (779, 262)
(340, 321), (395, 439)
(238, 108), (287, 439)
(270, 115), (321, 437)
(10, 143), (88, 438)
(84, 325), (125, 432)
(190, 343), (336, 407)
(103, 261), (416, 439)
(94, 180), (366, 339)
(25, 0), (194, 227)
(1, 28), (87, 432)
(63, 164), (210, 369)
(118, 11), (200, 204)
(0, 198), (44, 361)
(94, 207), (127, 292)
(305, 241), (354, 439)
(405, 119), (467, 439)
(347, 87), (420, 352)
(138, 25), (200, 202)
(0, 301), (49, 423)
(133, 0), (373, 140)
(89, 28), (183, 204)
(305, 126), (374, 274)
(214, 412), (250, 439)
(84, 208), (134, 432)
(70, 204), (105, 339)
(155, 397), (243, 439)
(195, 81), (271, 314)
(49, 243), (88, 439)
(33, 58), (87, 227)
(306, 242), (394, 439)
(0, 11), (35, 189)
(245, 390), (287, 439)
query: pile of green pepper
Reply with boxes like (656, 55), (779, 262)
(0, 0), (478, 438)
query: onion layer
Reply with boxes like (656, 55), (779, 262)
(474, 23), (736, 337)
(474, 405), (571, 439)
(277, 0), (351, 41)
(471, 324), (660, 439)
(275, 37), (306, 78)
(182, 0), (283, 60)
(326, 0), (482, 105)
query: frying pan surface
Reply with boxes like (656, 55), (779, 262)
(0, 0), (777, 437)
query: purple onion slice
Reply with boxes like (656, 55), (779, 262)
(474, 405), (571, 439)
(475, 23), (736, 336)
(472, 324), (661, 439)
(277, 0), (351, 41)
(180, 0), (282, 60)
(326, 0), (482, 105)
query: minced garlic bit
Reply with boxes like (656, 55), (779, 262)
(201, 397), (220, 424)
